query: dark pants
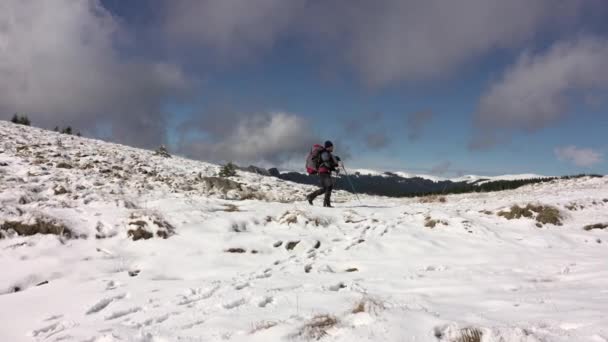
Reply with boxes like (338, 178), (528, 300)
(308, 173), (333, 206)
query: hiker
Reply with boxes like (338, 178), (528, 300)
(306, 141), (340, 207)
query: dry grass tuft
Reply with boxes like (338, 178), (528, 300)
(295, 314), (339, 340)
(419, 195), (447, 203)
(455, 327), (483, 342)
(223, 204), (240, 212)
(351, 297), (385, 315)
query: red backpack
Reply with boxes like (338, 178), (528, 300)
(305, 144), (325, 174)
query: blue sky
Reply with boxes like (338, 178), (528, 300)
(2, 1), (608, 176)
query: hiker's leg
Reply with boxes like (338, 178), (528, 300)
(323, 184), (333, 206)
(319, 174), (333, 206)
(308, 175), (326, 200)
(308, 187), (324, 200)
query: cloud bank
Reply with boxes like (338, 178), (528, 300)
(555, 146), (603, 167)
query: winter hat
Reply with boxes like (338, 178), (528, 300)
(324, 140), (334, 148)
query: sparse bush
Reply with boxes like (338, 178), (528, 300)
(61, 126), (72, 135)
(154, 145), (171, 158)
(219, 162), (237, 178)
(10, 113), (31, 126)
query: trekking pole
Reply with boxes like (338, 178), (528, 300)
(341, 163), (361, 202)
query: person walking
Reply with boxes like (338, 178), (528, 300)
(306, 141), (340, 207)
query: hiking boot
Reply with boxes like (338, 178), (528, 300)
(306, 195), (314, 205)
(323, 203), (333, 208)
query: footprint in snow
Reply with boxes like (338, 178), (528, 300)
(104, 306), (142, 320)
(222, 298), (247, 310)
(258, 296), (274, 308)
(28, 321), (75, 339)
(235, 282), (250, 290)
(86, 293), (128, 315)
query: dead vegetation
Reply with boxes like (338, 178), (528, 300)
(454, 328), (484, 342)
(419, 195), (447, 203)
(1, 218), (73, 239)
(425, 216), (448, 228)
(294, 314), (339, 340)
(351, 297), (385, 315)
(497, 204), (563, 226)
(583, 223), (608, 231)
(222, 204), (240, 212)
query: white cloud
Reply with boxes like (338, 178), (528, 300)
(178, 112), (318, 165)
(473, 36), (608, 148)
(0, 0), (188, 147)
(555, 146), (603, 167)
(163, 0), (594, 86)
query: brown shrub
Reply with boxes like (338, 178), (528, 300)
(498, 204), (562, 226)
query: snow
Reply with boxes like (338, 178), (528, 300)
(1, 121), (608, 342)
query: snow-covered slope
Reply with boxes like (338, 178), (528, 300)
(1, 121), (608, 342)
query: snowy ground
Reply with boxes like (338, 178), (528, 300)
(1, 121), (608, 342)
